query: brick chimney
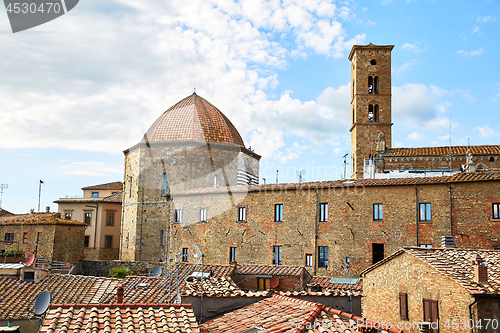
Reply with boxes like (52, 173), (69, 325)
(116, 284), (124, 303)
(472, 254), (488, 284)
(231, 261), (237, 274)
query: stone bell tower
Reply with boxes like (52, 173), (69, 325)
(349, 43), (394, 179)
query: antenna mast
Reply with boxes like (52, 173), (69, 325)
(0, 184), (8, 209)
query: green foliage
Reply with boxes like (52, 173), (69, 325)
(0, 249), (25, 256)
(109, 266), (133, 278)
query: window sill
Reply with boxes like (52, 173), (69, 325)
(492, 219), (500, 222)
(236, 220), (247, 223)
(373, 219), (383, 222)
(418, 220), (432, 224)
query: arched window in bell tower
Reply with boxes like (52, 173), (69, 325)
(368, 76), (373, 94)
(374, 76), (379, 94)
(368, 105), (374, 122)
(374, 105), (379, 122)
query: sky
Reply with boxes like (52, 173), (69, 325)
(1, 0), (499, 214)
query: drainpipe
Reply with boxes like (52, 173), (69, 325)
(314, 189), (318, 276)
(448, 182), (453, 237)
(414, 185), (419, 246)
(469, 297), (478, 333)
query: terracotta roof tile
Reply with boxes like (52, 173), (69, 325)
(173, 172), (500, 196)
(361, 247), (500, 295)
(54, 192), (122, 204)
(385, 145), (500, 157)
(38, 304), (199, 333)
(141, 93), (245, 147)
(0, 274), (119, 320)
(236, 264), (311, 280)
(81, 182), (123, 191)
(0, 213), (86, 226)
(200, 294), (400, 333)
(306, 277), (363, 297)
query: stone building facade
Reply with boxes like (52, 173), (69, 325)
(0, 212), (85, 264)
(121, 93), (260, 262)
(361, 247), (500, 333)
(120, 43), (500, 278)
(54, 181), (123, 260)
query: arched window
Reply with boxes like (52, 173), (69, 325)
(490, 157), (495, 163)
(159, 229), (164, 246)
(374, 76), (379, 94)
(368, 105), (374, 122)
(374, 105), (379, 122)
(368, 76), (373, 94)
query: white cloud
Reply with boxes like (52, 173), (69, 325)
(394, 59), (419, 75)
(56, 161), (123, 176)
(471, 26), (480, 35)
(408, 132), (425, 141)
(457, 48), (484, 57)
(475, 125), (500, 138)
(401, 43), (422, 52)
(477, 16), (496, 23)
(392, 83), (448, 127)
(424, 117), (455, 129)
(0, 0), (363, 158)
(436, 101), (452, 113)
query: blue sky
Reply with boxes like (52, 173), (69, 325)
(1, 0), (499, 213)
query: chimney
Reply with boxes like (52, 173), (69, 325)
(116, 284), (124, 303)
(45, 206), (50, 213)
(472, 254), (488, 284)
(441, 235), (455, 248)
(231, 261), (237, 274)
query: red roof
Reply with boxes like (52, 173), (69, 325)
(385, 145), (500, 157)
(142, 93), (245, 147)
(0, 213), (86, 226)
(81, 181), (123, 190)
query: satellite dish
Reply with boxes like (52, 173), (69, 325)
(270, 276), (279, 289)
(151, 266), (163, 277)
(25, 254), (35, 266)
(34, 291), (51, 316)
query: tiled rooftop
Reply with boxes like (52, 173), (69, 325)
(0, 208), (14, 216)
(200, 294), (401, 333)
(173, 172), (500, 196)
(0, 213), (86, 226)
(361, 247), (500, 295)
(307, 277), (363, 297)
(385, 145), (500, 157)
(182, 276), (271, 298)
(81, 181), (123, 190)
(0, 274), (119, 320)
(141, 93), (245, 147)
(102, 263), (235, 304)
(54, 192), (122, 204)
(236, 264), (311, 279)
(39, 304), (199, 333)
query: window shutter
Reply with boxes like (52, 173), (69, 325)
(399, 293), (408, 319)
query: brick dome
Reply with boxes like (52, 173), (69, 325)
(142, 93), (245, 147)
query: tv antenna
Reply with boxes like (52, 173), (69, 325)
(0, 184), (8, 209)
(296, 170), (305, 183)
(342, 154), (348, 179)
(394, 229), (402, 248)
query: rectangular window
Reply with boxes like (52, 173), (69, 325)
(105, 235), (113, 248)
(419, 203), (431, 221)
(237, 206), (247, 222)
(305, 253), (313, 267)
(159, 230), (164, 246)
(272, 245), (282, 265)
(92, 192), (98, 198)
(257, 278), (270, 290)
(373, 203), (383, 220)
(419, 244), (432, 248)
(199, 207), (207, 222)
(84, 236), (90, 248)
(423, 299), (439, 333)
(318, 246), (328, 268)
(229, 247), (237, 263)
(37, 232), (42, 243)
(274, 204), (283, 222)
(163, 173), (168, 195)
(372, 243), (384, 264)
(319, 203), (328, 222)
(174, 209), (182, 223)
(23, 232), (28, 244)
(84, 212), (92, 225)
(399, 293), (408, 319)
(182, 248), (189, 262)
(493, 203), (500, 219)
(64, 212), (72, 220)
(4, 232), (14, 242)
(106, 212), (115, 226)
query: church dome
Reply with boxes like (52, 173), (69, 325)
(142, 93), (245, 147)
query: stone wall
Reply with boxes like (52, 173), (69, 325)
(362, 252), (473, 333)
(73, 259), (168, 277)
